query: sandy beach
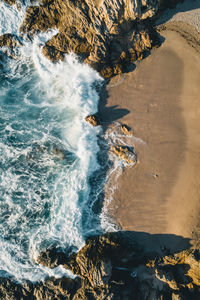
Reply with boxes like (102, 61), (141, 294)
(99, 20), (200, 240)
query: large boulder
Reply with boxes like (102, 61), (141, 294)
(110, 145), (137, 164)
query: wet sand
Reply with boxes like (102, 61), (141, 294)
(99, 24), (200, 239)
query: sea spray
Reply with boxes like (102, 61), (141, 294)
(0, 1), (104, 282)
(99, 122), (139, 232)
(0, 1), (28, 36)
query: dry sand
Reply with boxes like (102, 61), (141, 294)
(99, 23), (200, 240)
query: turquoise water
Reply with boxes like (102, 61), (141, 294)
(0, 1), (105, 281)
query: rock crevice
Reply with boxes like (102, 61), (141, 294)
(19, 0), (162, 77)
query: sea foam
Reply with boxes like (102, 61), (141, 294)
(0, 1), (104, 282)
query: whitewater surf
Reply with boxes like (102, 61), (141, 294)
(0, 1), (106, 282)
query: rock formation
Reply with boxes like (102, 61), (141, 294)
(27, 233), (200, 299)
(19, 0), (162, 78)
(85, 114), (100, 126)
(1, 232), (200, 299)
(3, 0), (16, 5)
(1, 1), (196, 300)
(110, 145), (137, 164)
(0, 34), (22, 60)
(1, 0), (184, 78)
(0, 34), (21, 48)
(121, 124), (132, 135)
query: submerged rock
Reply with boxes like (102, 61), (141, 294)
(85, 114), (100, 127)
(52, 147), (65, 160)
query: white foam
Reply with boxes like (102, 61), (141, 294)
(0, 2), (104, 283)
(99, 122), (138, 231)
(0, 1), (28, 36)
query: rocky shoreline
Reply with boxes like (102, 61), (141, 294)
(1, 0), (200, 299)
(1, 0), (183, 79)
(0, 232), (200, 299)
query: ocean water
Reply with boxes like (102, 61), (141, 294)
(0, 1), (137, 283)
(0, 1), (106, 282)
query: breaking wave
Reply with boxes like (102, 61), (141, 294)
(0, 1), (106, 282)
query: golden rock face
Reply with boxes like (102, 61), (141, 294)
(110, 145), (137, 164)
(85, 114), (100, 126)
(19, 0), (162, 78)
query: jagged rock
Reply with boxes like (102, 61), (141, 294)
(36, 234), (200, 298)
(0, 34), (22, 60)
(3, 0), (16, 5)
(121, 124), (131, 135)
(33, 277), (80, 300)
(157, 250), (200, 287)
(146, 249), (200, 299)
(63, 233), (142, 287)
(37, 248), (69, 268)
(1, 233), (200, 299)
(72, 285), (116, 300)
(0, 34), (22, 48)
(85, 114), (100, 127)
(3, 0), (184, 77)
(0, 278), (32, 300)
(20, 0), (161, 78)
(110, 145), (137, 164)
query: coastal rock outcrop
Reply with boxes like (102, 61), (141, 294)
(19, 0), (161, 78)
(0, 34), (21, 48)
(1, 232), (200, 299)
(1, 0), (185, 78)
(0, 34), (22, 60)
(110, 145), (137, 164)
(35, 234), (200, 299)
(85, 114), (100, 126)
(37, 247), (69, 269)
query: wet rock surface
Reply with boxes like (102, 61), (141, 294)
(3, 0), (16, 5)
(85, 114), (100, 126)
(0, 34), (21, 48)
(121, 124), (132, 135)
(1, 232), (200, 299)
(110, 145), (137, 164)
(19, 0), (162, 78)
(1, 1), (196, 299)
(0, 34), (22, 60)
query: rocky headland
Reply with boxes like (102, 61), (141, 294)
(1, 0), (183, 78)
(0, 0), (200, 299)
(0, 232), (200, 299)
